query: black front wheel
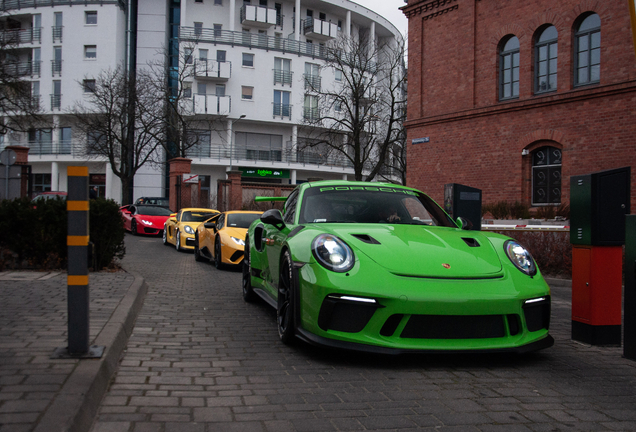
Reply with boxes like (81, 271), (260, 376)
(242, 235), (256, 302)
(277, 249), (296, 345)
(131, 220), (138, 236)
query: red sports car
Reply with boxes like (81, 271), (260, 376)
(120, 204), (173, 236)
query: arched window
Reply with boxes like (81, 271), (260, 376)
(532, 146), (562, 205)
(574, 13), (600, 86)
(535, 26), (558, 93)
(499, 36), (520, 100)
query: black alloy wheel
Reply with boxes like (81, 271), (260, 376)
(277, 249), (295, 344)
(214, 237), (223, 269)
(131, 220), (138, 236)
(242, 235), (256, 302)
(194, 234), (205, 262)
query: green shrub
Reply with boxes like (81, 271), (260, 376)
(0, 197), (125, 271)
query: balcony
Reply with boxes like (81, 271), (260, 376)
(193, 94), (231, 116)
(0, 27), (41, 44)
(180, 27), (327, 59)
(240, 5), (277, 28)
(50, 94), (61, 111)
(52, 25), (62, 42)
(273, 69), (292, 86)
(4, 60), (41, 77)
(194, 60), (231, 80)
(303, 18), (338, 40)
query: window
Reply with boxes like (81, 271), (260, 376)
(197, 83), (207, 95)
(52, 46), (62, 75)
(214, 24), (222, 38)
(274, 57), (292, 85)
(194, 22), (203, 36)
(59, 127), (71, 154)
(195, 0), (203, 2)
(184, 47), (193, 64)
(575, 13), (601, 86)
(217, 50), (226, 62)
(186, 130), (211, 158)
(304, 62), (320, 91)
(304, 94), (319, 120)
(532, 146), (562, 205)
(242, 86), (253, 100)
(215, 0), (222, 4)
(499, 36), (519, 100)
(183, 83), (192, 98)
(283, 188), (299, 223)
(53, 12), (62, 42)
(85, 11), (97, 25)
(199, 49), (208, 61)
(235, 132), (283, 161)
(242, 53), (254, 67)
(52, 80), (61, 110)
(215, 84), (226, 96)
(260, 0), (267, 6)
(83, 79), (96, 93)
(535, 26), (558, 93)
(335, 70), (342, 82)
(334, 100), (342, 112)
(84, 45), (97, 59)
(33, 174), (52, 193)
(319, 12), (326, 21)
(28, 129), (52, 154)
(273, 90), (291, 117)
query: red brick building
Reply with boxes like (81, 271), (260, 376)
(401, 0), (636, 209)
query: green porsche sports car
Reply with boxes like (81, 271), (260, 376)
(242, 180), (553, 354)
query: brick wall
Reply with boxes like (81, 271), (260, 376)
(403, 0), (636, 207)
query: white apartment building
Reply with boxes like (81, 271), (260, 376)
(0, 0), (403, 205)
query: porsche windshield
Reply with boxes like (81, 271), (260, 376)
(298, 186), (456, 227)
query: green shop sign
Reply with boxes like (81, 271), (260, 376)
(240, 168), (290, 179)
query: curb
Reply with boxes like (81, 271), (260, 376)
(33, 271), (147, 432)
(544, 277), (572, 288)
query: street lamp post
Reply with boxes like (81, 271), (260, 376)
(230, 114), (246, 171)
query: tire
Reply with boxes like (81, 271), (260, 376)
(175, 230), (181, 252)
(194, 234), (205, 262)
(162, 226), (169, 245)
(277, 249), (296, 345)
(131, 220), (138, 236)
(214, 237), (224, 269)
(242, 235), (256, 302)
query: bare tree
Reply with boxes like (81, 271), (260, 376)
(143, 42), (226, 159)
(0, 20), (42, 135)
(300, 33), (407, 182)
(68, 65), (164, 204)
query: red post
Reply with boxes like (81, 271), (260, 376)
(168, 158), (192, 212)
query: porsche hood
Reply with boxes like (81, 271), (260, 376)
(328, 225), (503, 279)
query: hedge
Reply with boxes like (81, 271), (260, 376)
(0, 197), (125, 271)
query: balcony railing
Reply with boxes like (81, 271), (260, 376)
(194, 59), (231, 80)
(183, 146), (353, 169)
(272, 103), (291, 118)
(180, 27), (327, 59)
(1, 140), (95, 157)
(4, 60), (41, 77)
(192, 94), (231, 115)
(1, 0), (124, 11)
(52, 25), (62, 42)
(51, 59), (62, 76)
(240, 5), (277, 27)
(303, 107), (320, 121)
(0, 27), (41, 44)
(303, 17), (338, 40)
(304, 74), (321, 91)
(50, 94), (61, 110)
(273, 69), (292, 86)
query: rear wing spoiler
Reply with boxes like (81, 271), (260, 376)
(254, 196), (287, 202)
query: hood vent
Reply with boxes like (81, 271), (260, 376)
(351, 234), (380, 245)
(462, 237), (480, 247)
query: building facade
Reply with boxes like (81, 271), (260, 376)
(1, 0), (403, 206)
(401, 0), (636, 208)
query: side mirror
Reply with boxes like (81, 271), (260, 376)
(204, 222), (217, 230)
(456, 216), (474, 230)
(261, 209), (285, 230)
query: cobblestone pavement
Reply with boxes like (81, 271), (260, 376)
(91, 234), (636, 432)
(0, 270), (135, 432)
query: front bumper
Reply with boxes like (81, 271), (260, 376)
(295, 261), (553, 353)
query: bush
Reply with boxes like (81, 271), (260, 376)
(483, 200), (531, 220)
(0, 197), (125, 271)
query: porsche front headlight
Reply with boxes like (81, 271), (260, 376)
(312, 234), (354, 273)
(504, 240), (537, 276)
(231, 236), (245, 246)
(184, 225), (195, 235)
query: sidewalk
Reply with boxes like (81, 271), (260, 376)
(0, 270), (146, 432)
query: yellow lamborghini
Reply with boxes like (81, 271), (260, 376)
(194, 211), (262, 268)
(163, 208), (219, 251)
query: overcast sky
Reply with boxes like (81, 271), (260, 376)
(358, 0), (408, 36)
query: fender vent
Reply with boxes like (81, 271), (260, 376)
(462, 237), (480, 247)
(351, 234), (380, 245)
